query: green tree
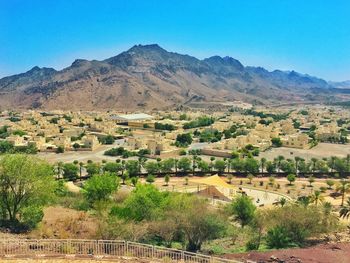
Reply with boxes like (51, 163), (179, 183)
(286, 174), (296, 185)
(62, 163), (79, 181)
(244, 158), (260, 173)
(177, 157), (191, 172)
(175, 133), (193, 147)
(271, 137), (282, 147)
(164, 174), (170, 186)
(144, 161), (159, 175)
(326, 179), (335, 190)
(125, 160), (139, 177)
(0, 154), (56, 230)
(214, 159), (226, 174)
(83, 173), (119, 204)
(146, 174), (155, 184)
(336, 179), (350, 206)
(86, 163), (100, 176)
(230, 195), (256, 227)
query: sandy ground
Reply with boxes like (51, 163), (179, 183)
(259, 143), (350, 161)
(37, 140), (128, 164)
(225, 243), (350, 263)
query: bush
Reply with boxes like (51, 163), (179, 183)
(266, 225), (292, 249)
(83, 173), (119, 204)
(20, 205), (44, 230)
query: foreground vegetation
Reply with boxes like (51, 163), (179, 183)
(0, 154), (349, 255)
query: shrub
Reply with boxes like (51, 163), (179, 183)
(266, 225), (292, 249)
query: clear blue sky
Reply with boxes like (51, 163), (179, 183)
(1, 0), (349, 81)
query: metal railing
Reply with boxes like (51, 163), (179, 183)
(0, 239), (241, 262)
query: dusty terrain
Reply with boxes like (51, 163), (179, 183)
(225, 243), (350, 263)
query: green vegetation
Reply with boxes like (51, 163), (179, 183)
(0, 141), (37, 154)
(0, 154), (56, 231)
(155, 122), (176, 131)
(99, 134), (115, 144)
(175, 133), (193, 147)
(183, 116), (215, 129)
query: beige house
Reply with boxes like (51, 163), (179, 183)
(281, 133), (310, 149)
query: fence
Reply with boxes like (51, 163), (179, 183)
(0, 239), (241, 262)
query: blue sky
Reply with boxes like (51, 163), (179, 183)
(1, 0), (349, 81)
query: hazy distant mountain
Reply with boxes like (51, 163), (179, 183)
(0, 44), (347, 110)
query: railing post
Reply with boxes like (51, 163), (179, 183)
(152, 245), (154, 259)
(126, 241), (129, 256)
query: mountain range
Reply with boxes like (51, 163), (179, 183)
(0, 44), (349, 111)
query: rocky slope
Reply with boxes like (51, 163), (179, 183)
(0, 44), (346, 110)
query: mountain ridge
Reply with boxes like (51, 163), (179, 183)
(0, 44), (348, 110)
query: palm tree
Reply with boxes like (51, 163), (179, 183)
(174, 158), (178, 175)
(210, 157), (215, 172)
(310, 190), (324, 205)
(260, 157), (267, 174)
(137, 157), (146, 173)
(279, 197), (287, 207)
(311, 158), (318, 172)
(294, 156), (302, 175)
(79, 162), (84, 179)
(329, 156), (336, 172)
(339, 197), (350, 218)
(276, 155), (285, 172)
(56, 161), (64, 179)
(336, 179), (350, 206)
(346, 154), (350, 172)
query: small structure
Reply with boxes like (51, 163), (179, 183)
(190, 175), (236, 201)
(110, 113), (154, 123)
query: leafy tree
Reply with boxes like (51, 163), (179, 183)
(244, 158), (259, 173)
(271, 137), (282, 147)
(197, 160), (210, 172)
(130, 176), (138, 187)
(230, 195), (256, 227)
(112, 184), (168, 221)
(160, 159), (174, 173)
(144, 161), (159, 174)
(286, 174), (296, 185)
(56, 146), (64, 153)
(0, 154), (56, 230)
(175, 133), (193, 147)
(164, 174), (170, 186)
(125, 160), (139, 177)
(99, 135), (115, 145)
(146, 174), (155, 184)
(214, 159), (226, 173)
(63, 163), (79, 181)
(104, 162), (122, 175)
(177, 157), (191, 172)
(266, 161), (276, 173)
(86, 163), (100, 176)
(83, 173), (119, 204)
